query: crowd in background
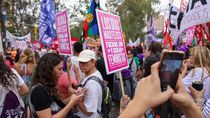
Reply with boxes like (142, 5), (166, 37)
(0, 41), (210, 118)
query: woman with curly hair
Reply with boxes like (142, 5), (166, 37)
(0, 55), (25, 117)
(29, 53), (84, 118)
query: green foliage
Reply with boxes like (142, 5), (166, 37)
(156, 33), (164, 38)
(71, 24), (83, 38)
(2, 0), (39, 36)
(6, 26), (16, 33)
(113, 0), (160, 40)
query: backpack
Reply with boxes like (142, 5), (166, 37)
(81, 76), (112, 118)
(0, 90), (25, 118)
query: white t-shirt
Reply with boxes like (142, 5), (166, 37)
(183, 67), (210, 100)
(70, 56), (85, 80)
(76, 71), (103, 118)
(11, 68), (24, 86)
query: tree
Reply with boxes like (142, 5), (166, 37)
(70, 22), (83, 38)
(111, 0), (160, 41)
(57, 0), (89, 26)
(1, 0), (40, 37)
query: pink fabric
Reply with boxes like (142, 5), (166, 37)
(57, 72), (78, 99)
(5, 60), (14, 68)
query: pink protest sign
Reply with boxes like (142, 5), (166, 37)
(96, 9), (129, 74)
(186, 26), (195, 45)
(56, 10), (72, 55)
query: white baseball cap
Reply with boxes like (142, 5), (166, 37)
(77, 50), (96, 62)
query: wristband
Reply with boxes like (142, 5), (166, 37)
(194, 98), (204, 103)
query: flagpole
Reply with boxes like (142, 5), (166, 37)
(118, 71), (125, 96)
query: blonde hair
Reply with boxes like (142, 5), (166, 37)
(18, 48), (36, 64)
(191, 46), (210, 79)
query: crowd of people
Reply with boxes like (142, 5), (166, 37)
(0, 41), (210, 118)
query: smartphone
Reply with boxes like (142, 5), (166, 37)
(159, 50), (185, 91)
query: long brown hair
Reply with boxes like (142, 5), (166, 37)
(31, 53), (63, 98)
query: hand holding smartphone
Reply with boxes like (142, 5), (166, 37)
(159, 50), (185, 91)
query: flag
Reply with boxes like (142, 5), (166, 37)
(162, 20), (169, 36)
(147, 16), (156, 42)
(203, 22), (210, 42)
(128, 39), (134, 47)
(134, 37), (141, 46)
(186, 26), (195, 46)
(83, 0), (100, 38)
(163, 32), (173, 50)
(149, 16), (155, 35)
(195, 25), (204, 46)
(39, 0), (56, 46)
(180, 0), (189, 12)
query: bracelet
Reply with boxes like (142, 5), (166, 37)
(194, 98), (204, 103)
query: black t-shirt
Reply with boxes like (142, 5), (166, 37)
(30, 84), (65, 115)
(96, 58), (114, 93)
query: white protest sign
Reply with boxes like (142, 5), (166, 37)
(168, 5), (183, 42)
(6, 31), (31, 49)
(181, 0), (210, 31)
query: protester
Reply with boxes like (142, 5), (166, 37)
(96, 45), (114, 94)
(126, 46), (137, 75)
(75, 49), (103, 118)
(11, 47), (17, 61)
(29, 53), (85, 118)
(15, 48), (22, 62)
(143, 42), (162, 59)
(57, 59), (81, 101)
(14, 48), (36, 118)
(34, 51), (40, 64)
(5, 55), (15, 68)
(143, 42), (162, 77)
(5, 47), (11, 58)
(190, 85), (210, 118)
(119, 95), (130, 114)
(183, 46), (210, 100)
(70, 42), (85, 83)
(134, 45), (144, 80)
(119, 62), (204, 118)
(1, 55), (29, 96)
(0, 55), (25, 117)
(14, 48), (36, 85)
(143, 54), (160, 77)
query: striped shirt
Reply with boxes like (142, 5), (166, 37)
(203, 99), (210, 118)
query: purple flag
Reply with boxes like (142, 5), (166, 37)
(147, 16), (157, 43)
(149, 16), (155, 35)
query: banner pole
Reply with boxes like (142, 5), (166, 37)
(118, 71), (125, 96)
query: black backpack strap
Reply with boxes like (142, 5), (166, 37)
(80, 76), (103, 89)
(80, 76), (104, 114)
(129, 59), (133, 70)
